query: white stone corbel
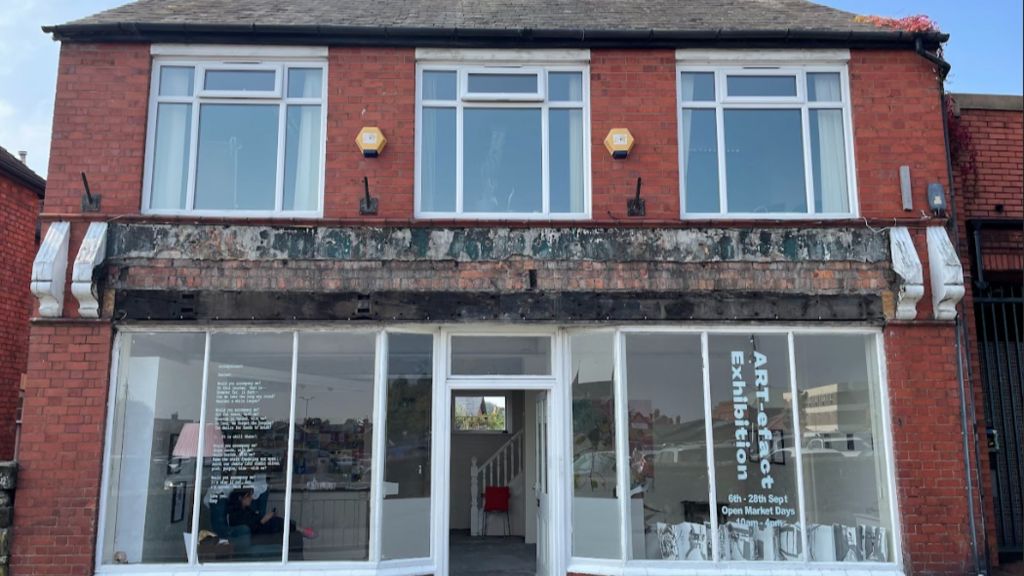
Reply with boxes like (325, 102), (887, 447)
(71, 222), (109, 318)
(927, 226), (966, 320)
(30, 221), (71, 318)
(889, 227), (924, 320)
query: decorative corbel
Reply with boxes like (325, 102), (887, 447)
(889, 227), (924, 320)
(927, 226), (965, 320)
(30, 221), (71, 318)
(71, 222), (109, 318)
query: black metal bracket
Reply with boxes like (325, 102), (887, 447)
(80, 172), (101, 212)
(359, 176), (379, 215)
(626, 177), (645, 217)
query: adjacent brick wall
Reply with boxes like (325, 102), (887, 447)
(10, 321), (113, 576)
(0, 175), (41, 460)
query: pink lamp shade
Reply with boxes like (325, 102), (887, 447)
(173, 423), (224, 458)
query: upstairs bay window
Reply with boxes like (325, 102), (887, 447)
(145, 60), (326, 216)
(678, 66), (856, 218)
(416, 65), (589, 219)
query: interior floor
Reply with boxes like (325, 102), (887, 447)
(449, 530), (536, 576)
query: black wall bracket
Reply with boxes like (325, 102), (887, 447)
(359, 176), (379, 215)
(80, 172), (101, 212)
(626, 177), (645, 217)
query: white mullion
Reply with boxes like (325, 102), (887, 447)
(455, 88), (465, 214)
(799, 71), (816, 214)
(275, 100), (287, 212)
(715, 100), (728, 215)
(613, 331), (631, 562)
(369, 330), (388, 562)
(281, 331), (299, 564)
(700, 332), (720, 562)
(787, 332), (810, 560)
(432, 328), (448, 573)
(188, 332), (212, 566)
(185, 91), (201, 211)
(542, 101), (550, 215)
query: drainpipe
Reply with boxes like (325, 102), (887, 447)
(921, 35), (989, 575)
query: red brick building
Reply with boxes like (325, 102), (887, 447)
(0, 146), (45, 460)
(949, 92), (1023, 571)
(10, 1), (997, 575)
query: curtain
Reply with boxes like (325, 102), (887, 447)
(566, 78), (584, 213)
(809, 73), (848, 213)
(150, 103), (191, 209)
(289, 105), (321, 211)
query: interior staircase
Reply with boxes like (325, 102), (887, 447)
(469, 429), (525, 536)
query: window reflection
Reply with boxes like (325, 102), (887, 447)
(290, 333), (376, 561)
(625, 334), (710, 561)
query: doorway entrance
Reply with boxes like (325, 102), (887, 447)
(448, 389), (549, 576)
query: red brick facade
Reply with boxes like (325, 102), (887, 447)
(0, 172), (42, 460)
(13, 39), (982, 576)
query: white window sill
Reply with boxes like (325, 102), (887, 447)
(569, 559), (903, 576)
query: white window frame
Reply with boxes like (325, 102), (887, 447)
(677, 58), (859, 220)
(142, 56), (328, 218)
(415, 60), (592, 220)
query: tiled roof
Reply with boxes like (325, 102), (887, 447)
(0, 146), (45, 197)
(46, 0), (947, 47)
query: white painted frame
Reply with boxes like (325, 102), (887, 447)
(676, 60), (859, 220)
(96, 324), (898, 576)
(566, 325), (904, 576)
(415, 59), (592, 220)
(142, 56), (328, 219)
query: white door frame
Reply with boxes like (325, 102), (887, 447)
(433, 326), (567, 576)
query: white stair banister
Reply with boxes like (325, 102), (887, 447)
(469, 430), (524, 536)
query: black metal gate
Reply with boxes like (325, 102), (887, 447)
(976, 282), (1024, 556)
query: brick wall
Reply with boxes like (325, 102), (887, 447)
(0, 175), (41, 459)
(44, 42), (150, 215)
(951, 99), (1023, 570)
(10, 321), (113, 575)
(39, 44), (950, 225)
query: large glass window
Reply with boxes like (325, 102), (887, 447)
(146, 61), (325, 215)
(625, 334), (710, 561)
(679, 68), (854, 217)
(570, 332), (619, 559)
(417, 66), (588, 218)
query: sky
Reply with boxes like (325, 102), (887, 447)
(0, 0), (1022, 178)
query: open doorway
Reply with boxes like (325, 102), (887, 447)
(448, 389), (547, 576)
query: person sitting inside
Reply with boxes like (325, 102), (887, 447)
(224, 488), (315, 559)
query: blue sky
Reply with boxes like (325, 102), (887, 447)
(1, 0), (1021, 178)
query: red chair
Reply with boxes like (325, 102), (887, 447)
(482, 486), (511, 536)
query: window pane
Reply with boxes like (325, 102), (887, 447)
(287, 68), (322, 98)
(681, 72), (715, 102)
(549, 108), (585, 213)
(200, 333), (295, 563)
(205, 69), (276, 92)
(571, 333), (620, 558)
(421, 107), (457, 212)
(381, 333), (434, 560)
(101, 333), (206, 565)
(283, 105), (322, 211)
(290, 333), (376, 561)
(463, 108), (542, 213)
(681, 109), (720, 214)
(709, 333), (801, 561)
(727, 75), (797, 97)
(454, 395), (507, 432)
(450, 335), (551, 376)
(159, 66), (194, 97)
(807, 73), (842, 102)
(724, 109), (807, 213)
(625, 334), (710, 561)
(149, 103), (192, 210)
(467, 73), (538, 94)
(422, 70), (457, 100)
(194, 104), (279, 211)
(810, 109), (850, 213)
(549, 72), (583, 101)
(795, 335), (892, 562)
